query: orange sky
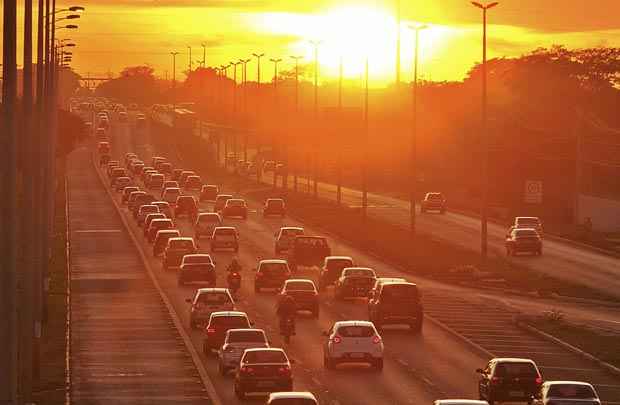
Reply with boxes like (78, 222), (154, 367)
(4, 0), (620, 86)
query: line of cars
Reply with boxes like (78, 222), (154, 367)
(104, 145), (600, 405)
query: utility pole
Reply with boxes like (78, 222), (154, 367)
(395, 0), (401, 86)
(1, 0), (20, 403)
(310, 40), (321, 198)
(471, 1), (499, 259)
(574, 112), (583, 226)
(337, 56), (343, 206)
(362, 57), (369, 223)
(239, 58), (251, 163)
(290, 55), (303, 193)
(171, 51), (179, 112)
(188, 46), (192, 73)
(252, 52), (265, 183)
(270, 58), (282, 189)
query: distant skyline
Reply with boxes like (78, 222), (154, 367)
(4, 0), (620, 85)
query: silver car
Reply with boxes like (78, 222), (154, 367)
(218, 328), (269, 375)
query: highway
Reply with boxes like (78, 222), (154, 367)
(73, 116), (620, 404)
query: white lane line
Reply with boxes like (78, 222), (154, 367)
(75, 229), (122, 233)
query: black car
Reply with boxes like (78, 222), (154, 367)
(263, 198), (286, 217)
(368, 281), (423, 333)
(287, 236), (331, 272)
(203, 311), (251, 355)
(254, 260), (291, 293)
(334, 267), (377, 300)
(318, 256), (354, 291)
(175, 195), (198, 220)
(477, 358), (543, 405)
(505, 228), (543, 256)
(278, 279), (319, 318)
(178, 263), (216, 287)
(234, 348), (293, 400)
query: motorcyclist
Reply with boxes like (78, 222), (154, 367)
(276, 295), (296, 334)
(227, 258), (241, 273)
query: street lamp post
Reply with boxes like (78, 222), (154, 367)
(337, 55), (344, 206)
(408, 23), (427, 236)
(188, 46), (192, 73)
(253, 52), (265, 183)
(270, 57), (282, 189)
(170, 51), (179, 112)
(201, 43), (207, 67)
(239, 58), (251, 163)
(231, 61), (240, 159)
(310, 40), (321, 198)
(362, 57), (369, 223)
(471, 1), (499, 259)
(290, 55), (303, 192)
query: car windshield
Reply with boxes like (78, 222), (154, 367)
(336, 325), (374, 338)
(548, 385), (596, 399)
(260, 263), (287, 274)
(381, 284), (419, 301)
(169, 240), (194, 249)
(211, 316), (250, 329)
(327, 259), (353, 270)
(285, 281), (314, 291)
(343, 268), (375, 278)
(228, 330), (265, 343)
(494, 362), (538, 377)
(196, 293), (230, 304)
(243, 351), (287, 364)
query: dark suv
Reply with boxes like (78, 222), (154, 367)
(162, 237), (198, 271)
(368, 282), (423, 333)
(318, 256), (354, 291)
(477, 358), (543, 405)
(254, 260), (291, 292)
(234, 348), (293, 400)
(203, 311), (252, 355)
(287, 236), (331, 272)
(175, 195), (198, 220)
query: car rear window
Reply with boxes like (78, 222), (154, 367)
(184, 255), (211, 264)
(227, 200), (245, 207)
(215, 228), (236, 236)
(228, 330), (266, 343)
(494, 362), (538, 377)
(282, 229), (303, 237)
(327, 259), (353, 270)
(212, 316), (250, 329)
(285, 281), (314, 291)
(268, 200), (284, 207)
(183, 263), (213, 272)
(343, 268), (375, 278)
(336, 325), (374, 338)
(260, 263), (288, 274)
(381, 284), (419, 301)
(548, 385), (596, 399)
(296, 238), (327, 247)
(197, 292), (231, 304)
(169, 240), (194, 249)
(244, 350), (287, 364)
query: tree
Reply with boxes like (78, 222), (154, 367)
(95, 65), (161, 105)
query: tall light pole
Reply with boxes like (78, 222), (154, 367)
(395, 0), (402, 86)
(408, 23), (427, 235)
(270, 57), (282, 188)
(201, 43), (206, 67)
(290, 55), (303, 192)
(231, 61), (240, 158)
(362, 56), (369, 223)
(471, 1), (499, 259)
(188, 46), (192, 72)
(1, 0), (19, 402)
(310, 40), (322, 198)
(253, 52), (265, 183)
(239, 58), (251, 162)
(337, 55), (344, 205)
(171, 51), (179, 111)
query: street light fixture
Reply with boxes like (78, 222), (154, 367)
(269, 57), (283, 189)
(309, 40), (322, 197)
(407, 23), (428, 235)
(471, 1), (499, 259)
(290, 55), (303, 192)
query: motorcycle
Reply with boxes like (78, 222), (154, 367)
(280, 317), (296, 344)
(227, 270), (241, 295)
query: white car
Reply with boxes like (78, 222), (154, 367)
(180, 253), (216, 267)
(267, 392), (318, 405)
(218, 328), (269, 375)
(434, 401), (489, 405)
(274, 227), (304, 254)
(186, 288), (235, 330)
(323, 320), (384, 370)
(533, 381), (600, 405)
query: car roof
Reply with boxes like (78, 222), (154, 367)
(267, 198), (284, 202)
(334, 320), (375, 328)
(203, 184), (218, 188)
(296, 235), (326, 240)
(244, 347), (285, 354)
(169, 237), (194, 242)
(152, 201), (170, 206)
(163, 187), (180, 192)
(543, 381), (594, 387)
(139, 204), (158, 209)
(214, 226), (236, 231)
(326, 256), (353, 261)
(216, 194), (233, 198)
(434, 401), (489, 405)
(285, 279), (315, 285)
(196, 288), (230, 294)
(156, 230), (179, 235)
(342, 267), (375, 273)
(259, 259), (288, 265)
(210, 311), (248, 318)
(198, 212), (220, 217)
(227, 198), (245, 202)
(492, 358), (537, 363)
(281, 227), (303, 231)
(183, 254), (212, 258)
(227, 328), (265, 335)
(516, 216), (540, 220)
(268, 392), (317, 401)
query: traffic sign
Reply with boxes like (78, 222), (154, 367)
(524, 180), (543, 204)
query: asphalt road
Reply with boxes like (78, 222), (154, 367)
(91, 117), (620, 404)
(255, 172), (620, 300)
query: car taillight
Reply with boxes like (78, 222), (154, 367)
(332, 336), (342, 344)
(240, 366), (254, 374)
(278, 366), (291, 376)
(372, 335), (382, 344)
(535, 376), (543, 385)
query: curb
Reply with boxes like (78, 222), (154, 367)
(64, 176), (72, 405)
(91, 152), (223, 405)
(514, 320), (620, 378)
